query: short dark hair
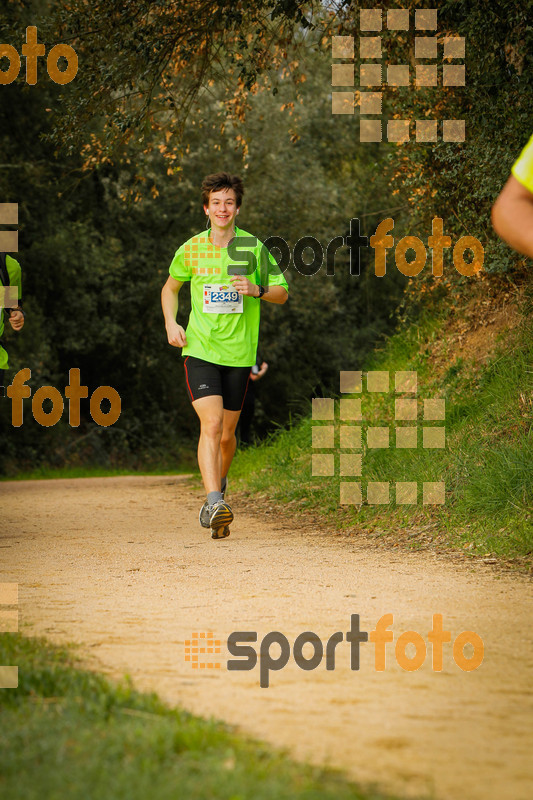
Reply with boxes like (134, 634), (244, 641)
(201, 172), (244, 208)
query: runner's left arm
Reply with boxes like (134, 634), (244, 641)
(261, 285), (288, 304)
(229, 277), (288, 304)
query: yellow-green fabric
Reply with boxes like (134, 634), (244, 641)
(0, 254), (22, 370)
(169, 227), (289, 367)
(511, 133), (533, 193)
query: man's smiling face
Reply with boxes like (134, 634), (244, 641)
(204, 188), (239, 230)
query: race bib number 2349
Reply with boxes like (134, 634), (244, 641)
(203, 284), (243, 314)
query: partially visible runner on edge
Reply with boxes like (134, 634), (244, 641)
(492, 132), (533, 258)
(161, 172), (289, 540)
(0, 252), (25, 391)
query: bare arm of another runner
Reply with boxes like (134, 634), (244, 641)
(229, 276), (288, 304)
(161, 276), (188, 347)
(491, 176), (533, 259)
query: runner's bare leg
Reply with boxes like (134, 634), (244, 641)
(220, 408), (241, 482)
(192, 395), (224, 494)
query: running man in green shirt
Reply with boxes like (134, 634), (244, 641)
(492, 133), (533, 258)
(0, 253), (25, 390)
(161, 172), (288, 539)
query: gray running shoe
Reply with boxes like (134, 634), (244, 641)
(200, 482), (228, 530)
(199, 500), (211, 529)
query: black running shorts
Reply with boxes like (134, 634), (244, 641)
(183, 356), (251, 411)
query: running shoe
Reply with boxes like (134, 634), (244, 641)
(209, 500), (233, 538)
(199, 500), (211, 529)
(199, 479), (228, 528)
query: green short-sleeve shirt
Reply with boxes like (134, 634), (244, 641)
(169, 227), (289, 367)
(0, 254), (22, 370)
(511, 134), (533, 194)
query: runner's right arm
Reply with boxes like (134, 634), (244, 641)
(161, 276), (188, 347)
(492, 133), (533, 259)
(492, 176), (533, 259)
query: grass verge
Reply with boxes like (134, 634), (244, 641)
(0, 464), (197, 481)
(231, 304), (532, 566)
(0, 633), (406, 800)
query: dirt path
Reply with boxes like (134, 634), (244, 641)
(2, 475), (532, 799)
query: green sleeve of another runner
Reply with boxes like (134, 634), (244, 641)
(6, 255), (22, 299)
(0, 255), (22, 370)
(169, 244), (192, 282)
(511, 134), (533, 194)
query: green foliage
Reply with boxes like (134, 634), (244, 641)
(232, 307), (533, 562)
(0, 22), (404, 471)
(333, 0), (533, 283)
(38, 0), (318, 159)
